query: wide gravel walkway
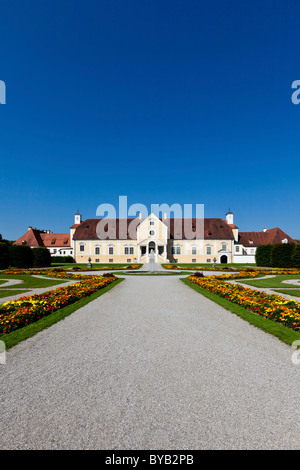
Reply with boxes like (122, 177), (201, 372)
(1, 275), (300, 450)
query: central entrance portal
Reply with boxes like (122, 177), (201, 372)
(149, 241), (156, 253)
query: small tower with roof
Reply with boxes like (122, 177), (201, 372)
(226, 208), (234, 226)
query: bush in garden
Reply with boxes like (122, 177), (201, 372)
(32, 247), (52, 268)
(8, 245), (34, 268)
(51, 256), (75, 263)
(270, 243), (295, 268)
(0, 242), (10, 269)
(255, 244), (272, 267)
(292, 243), (300, 268)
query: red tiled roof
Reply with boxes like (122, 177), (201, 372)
(14, 229), (70, 247)
(238, 228), (296, 247)
(73, 218), (235, 240)
(40, 233), (70, 247)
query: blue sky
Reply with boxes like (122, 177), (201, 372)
(0, 0), (300, 240)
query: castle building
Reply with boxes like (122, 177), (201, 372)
(14, 210), (296, 264)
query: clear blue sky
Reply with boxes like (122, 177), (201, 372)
(1, 0), (300, 240)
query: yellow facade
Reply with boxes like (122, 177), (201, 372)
(72, 213), (234, 264)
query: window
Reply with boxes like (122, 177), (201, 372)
(207, 259), (211, 263)
(235, 246), (240, 253)
(95, 246), (100, 255)
(192, 259), (196, 263)
(109, 259), (113, 262)
(125, 246), (134, 255)
(109, 246), (114, 255)
(127, 259), (131, 263)
(171, 246), (181, 255)
(150, 220), (154, 226)
(80, 245), (84, 252)
(222, 244), (227, 251)
(149, 230), (155, 236)
(95, 259), (99, 263)
(53, 249), (57, 254)
(192, 246), (197, 255)
(206, 246), (212, 255)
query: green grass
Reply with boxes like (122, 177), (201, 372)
(52, 263), (142, 270)
(273, 289), (300, 297)
(239, 275), (300, 289)
(0, 289), (30, 299)
(182, 278), (300, 346)
(162, 263), (257, 269)
(0, 278), (124, 350)
(0, 274), (70, 289)
(124, 271), (195, 276)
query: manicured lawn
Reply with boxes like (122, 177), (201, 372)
(51, 263), (142, 270)
(273, 289), (300, 297)
(0, 274), (70, 289)
(239, 275), (300, 289)
(0, 289), (30, 299)
(162, 263), (257, 269)
(182, 278), (300, 346)
(0, 278), (124, 350)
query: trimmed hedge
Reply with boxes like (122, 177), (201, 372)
(255, 244), (272, 267)
(32, 247), (52, 267)
(256, 243), (298, 268)
(292, 244), (300, 268)
(8, 245), (34, 268)
(0, 243), (10, 269)
(51, 256), (75, 264)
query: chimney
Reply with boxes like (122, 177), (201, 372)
(139, 212), (142, 220)
(263, 228), (267, 232)
(163, 213), (167, 220)
(28, 226), (32, 231)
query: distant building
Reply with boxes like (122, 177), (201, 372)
(14, 210), (296, 264)
(14, 227), (72, 257)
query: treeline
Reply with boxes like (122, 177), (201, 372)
(256, 243), (300, 268)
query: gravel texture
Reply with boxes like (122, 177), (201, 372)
(1, 275), (300, 450)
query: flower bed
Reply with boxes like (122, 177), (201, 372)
(0, 275), (117, 335)
(187, 274), (300, 332)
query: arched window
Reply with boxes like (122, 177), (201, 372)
(206, 245), (212, 255)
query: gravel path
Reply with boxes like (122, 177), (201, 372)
(1, 275), (300, 450)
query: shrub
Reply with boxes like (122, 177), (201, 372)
(32, 247), (52, 268)
(8, 245), (34, 268)
(194, 271), (204, 277)
(270, 243), (295, 268)
(292, 244), (300, 268)
(255, 245), (272, 267)
(0, 243), (10, 269)
(51, 256), (75, 264)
